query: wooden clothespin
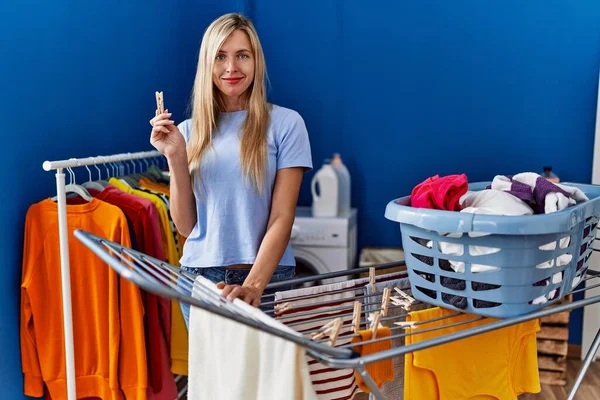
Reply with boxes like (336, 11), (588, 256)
(381, 287), (392, 317)
(155, 91), (165, 114)
(328, 318), (343, 346)
(311, 318), (343, 346)
(390, 296), (405, 306)
(370, 311), (381, 339)
(369, 267), (376, 293)
(394, 287), (416, 304)
(275, 302), (292, 313)
(390, 296), (413, 311)
(393, 320), (417, 329)
(352, 301), (362, 334)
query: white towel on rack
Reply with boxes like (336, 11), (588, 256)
(188, 276), (317, 400)
(274, 278), (371, 400)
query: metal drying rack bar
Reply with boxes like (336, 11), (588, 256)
(74, 229), (600, 400)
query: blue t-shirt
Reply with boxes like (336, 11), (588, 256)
(178, 104), (313, 268)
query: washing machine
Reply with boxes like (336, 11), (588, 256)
(290, 206), (358, 285)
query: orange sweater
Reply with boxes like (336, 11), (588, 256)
(20, 198), (147, 399)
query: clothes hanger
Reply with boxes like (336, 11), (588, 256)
(82, 164), (106, 191)
(141, 157), (163, 184)
(92, 157), (109, 188)
(51, 165), (93, 202)
(119, 157), (142, 189)
(113, 160), (132, 188)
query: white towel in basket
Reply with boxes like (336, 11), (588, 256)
(491, 172), (588, 213)
(431, 190), (571, 273)
(427, 189), (533, 273)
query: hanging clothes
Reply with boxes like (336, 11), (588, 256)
(109, 177), (189, 376)
(20, 198), (147, 399)
(363, 277), (433, 399)
(137, 177), (186, 259)
(132, 177), (190, 376)
(89, 185), (176, 398)
(188, 275), (318, 400)
(108, 178), (178, 265)
(57, 181), (179, 397)
(273, 273), (405, 400)
(404, 307), (541, 400)
(274, 279), (367, 400)
(350, 328), (394, 392)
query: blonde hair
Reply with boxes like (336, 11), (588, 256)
(188, 13), (269, 193)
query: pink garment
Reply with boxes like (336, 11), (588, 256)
(411, 174), (468, 211)
(147, 320), (178, 400)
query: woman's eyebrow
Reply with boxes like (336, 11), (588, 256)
(218, 48), (252, 54)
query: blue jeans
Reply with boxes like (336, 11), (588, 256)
(178, 265), (295, 330)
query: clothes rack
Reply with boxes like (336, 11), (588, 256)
(41, 150), (162, 400)
(74, 228), (600, 400)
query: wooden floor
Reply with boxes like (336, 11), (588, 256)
(520, 360), (600, 400)
(355, 360), (599, 399)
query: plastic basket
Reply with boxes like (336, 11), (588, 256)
(384, 181), (600, 318)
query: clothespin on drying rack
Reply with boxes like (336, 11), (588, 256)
(394, 287), (416, 304)
(394, 320), (417, 330)
(311, 318), (343, 346)
(390, 287), (417, 311)
(274, 301), (293, 313)
(155, 91), (165, 114)
(381, 287), (392, 317)
(352, 301), (362, 334)
(370, 311), (382, 339)
(369, 267), (376, 293)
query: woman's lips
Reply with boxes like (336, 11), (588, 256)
(223, 77), (243, 85)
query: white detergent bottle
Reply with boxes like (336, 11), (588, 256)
(331, 153), (351, 216)
(311, 160), (339, 217)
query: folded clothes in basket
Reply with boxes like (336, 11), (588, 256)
(414, 186), (576, 307)
(410, 174), (468, 211)
(490, 172), (588, 214)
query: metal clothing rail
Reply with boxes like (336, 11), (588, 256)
(74, 229), (600, 400)
(41, 150), (162, 400)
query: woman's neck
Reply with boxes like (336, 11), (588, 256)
(222, 95), (247, 112)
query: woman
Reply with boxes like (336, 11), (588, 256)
(149, 13), (312, 326)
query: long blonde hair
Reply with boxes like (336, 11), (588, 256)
(188, 13), (269, 193)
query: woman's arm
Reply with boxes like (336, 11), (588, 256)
(219, 167), (304, 306)
(150, 112), (197, 237)
(167, 152), (197, 237)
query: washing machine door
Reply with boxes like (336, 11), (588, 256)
(291, 247), (329, 287)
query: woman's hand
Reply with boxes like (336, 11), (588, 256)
(149, 109), (187, 159)
(217, 282), (263, 308)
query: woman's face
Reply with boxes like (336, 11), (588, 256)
(213, 29), (255, 102)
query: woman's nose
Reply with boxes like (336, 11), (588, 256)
(226, 59), (238, 73)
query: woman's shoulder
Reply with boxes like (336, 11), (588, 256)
(177, 118), (193, 143)
(268, 103), (305, 127)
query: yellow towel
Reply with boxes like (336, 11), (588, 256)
(351, 327), (394, 392)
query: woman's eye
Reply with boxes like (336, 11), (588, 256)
(216, 54), (226, 61)
(238, 53), (250, 59)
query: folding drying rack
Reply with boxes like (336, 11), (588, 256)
(74, 229), (600, 400)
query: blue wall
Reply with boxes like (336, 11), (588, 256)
(3, 2), (600, 397)
(252, 1), (600, 346)
(1, 1), (235, 398)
